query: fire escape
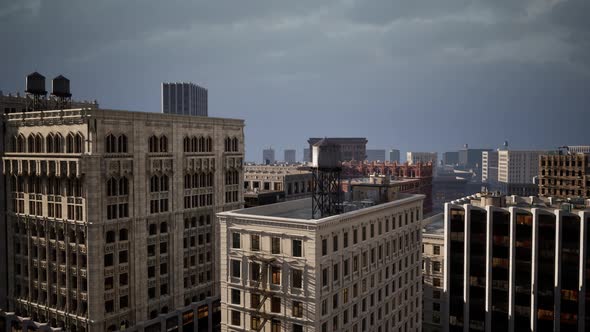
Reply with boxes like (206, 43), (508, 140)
(249, 254), (278, 331)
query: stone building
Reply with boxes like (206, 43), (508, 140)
(0, 107), (244, 332)
(243, 165), (312, 201)
(497, 150), (547, 196)
(444, 192), (590, 332)
(539, 152), (590, 199)
(217, 193), (425, 332)
(421, 214), (444, 332)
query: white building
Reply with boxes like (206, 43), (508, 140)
(407, 152), (437, 166)
(497, 150), (547, 196)
(421, 214), (445, 332)
(481, 151), (498, 184)
(218, 194), (425, 332)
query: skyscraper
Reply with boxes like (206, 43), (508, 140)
(284, 149), (296, 163)
(366, 149), (386, 161)
(389, 149), (401, 163)
(161, 82), (208, 116)
(263, 148), (275, 164)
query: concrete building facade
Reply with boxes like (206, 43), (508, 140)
(0, 108), (244, 332)
(422, 214), (445, 332)
(284, 150), (296, 164)
(218, 194), (425, 332)
(407, 152), (437, 167)
(243, 165), (312, 201)
(539, 153), (590, 199)
(443, 193), (590, 332)
(481, 151), (498, 185)
(307, 138), (367, 162)
(161, 82), (208, 117)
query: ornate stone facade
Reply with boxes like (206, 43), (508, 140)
(1, 108), (244, 332)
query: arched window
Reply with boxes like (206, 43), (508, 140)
(208, 172), (214, 187)
(184, 174), (191, 189)
(106, 134), (116, 153)
(54, 133), (63, 153)
(149, 224), (157, 235)
(118, 134), (128, 153)
(75, 133), (84, 153)
(206, 137), (212, 152)
(160, 175), (169, 191)
(191, 136), (199, 152)
(224, 137), (230, 152)
(160, 222), (168, 233)
(150, 175), (159, 192)
(17, 134), (26, 152)
(199, 137), (205, 152)
(149, 135), (158, 153)
(199, 173), (206, 188)
(46, 134), (54, 153)
(66, 133), (74, 153)
(35, 134), (43, 153)
(160, 135), (168, 152)
(118, 177), (128, 195)
(106, 231), (116, 243)
(184, 137), (190, 153)
(107, 178), (117, 197)
(232, 137), (238, 152)
(192, 173), (199, 188)
(119, 229), (128, 241)
(28, 133), (35, 152)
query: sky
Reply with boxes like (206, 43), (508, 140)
(1, 0), (589, 162)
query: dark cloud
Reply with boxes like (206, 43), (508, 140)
(1, 0), (589, 161)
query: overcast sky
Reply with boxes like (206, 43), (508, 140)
(1, 0), (589, 161)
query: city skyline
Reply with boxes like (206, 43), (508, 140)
(1, 1), (590, 161)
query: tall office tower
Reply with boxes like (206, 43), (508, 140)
(497, 150), (547, 196)
(307, 137), (367, 162)
(161, 82), (208, 116)
(444, 192), (590, 332)
(389, 149), (401, 163)
(1, 107), (244, 331)
(442, 152), (458, 166)
(262, 148), (275, 165)
(539, 152), (590, 198)
(458, 147), (491, 169)
(422, 214), (445, 332)
(365, 149), (386, 162)
(481, 151), (498, 184)
(0, 87), (98, 313)
(218, 193), (425, 332)
(284, 149), (296, 164)
(407, 152), (437, 166)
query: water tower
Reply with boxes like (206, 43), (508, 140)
(25, 72), (47, 111)
(51, 75), (72, 109)
(311, 138), (342, 218)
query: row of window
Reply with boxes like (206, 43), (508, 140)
(231, 234), (303, 257)
(9, 132), (84, 153)
(229, 260), (304, 289)
(184, 136), (213, 153)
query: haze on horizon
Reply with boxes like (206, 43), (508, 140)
(1, 0), (589, 161)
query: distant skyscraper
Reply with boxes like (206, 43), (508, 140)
(263, 148), (275, 164)
(366, 149), (386, 161)
(497, 150), (547, 196)
(458, 147), (491, 169)
(442, 151), (459, 165)
(284, 149), (296, 163)
(303, 148), (311, 162)
(389, 149), (400, 163)
(161, 82), (208, 116)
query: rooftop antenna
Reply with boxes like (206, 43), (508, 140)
(311, 138), (343, 219)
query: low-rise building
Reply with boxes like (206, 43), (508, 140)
(218, 193), (425, 332)
(539, 152), (590, 199)
(497, 150), (547, 196)
(244, 165), (312, 201)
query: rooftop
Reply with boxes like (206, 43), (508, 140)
(422, 213), (444, 236)
(218, 194), (424, 223)
(449, 192), (590, 212)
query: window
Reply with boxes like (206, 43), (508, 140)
(251, 293), (261, 309)
(271, 320), (281, 332)
(322, 239), (328, 256)
(433, 245), (440, 255)
(271, 297), (281, 313)
(333, 235), (338, 252)
(104, 253), (113, 267)
(272, 266), (281, 285)
(271, 237), (281, 254)
(251, 235), (260, 251)
(433, 278), (441, 287)
(322, 268), (329, 287)
(293, 301), (303, 317)
(231, 260), (241, 278)
(293, 324), (303, 332)
(333, 263), (339, 281)
(292, 269), (303, 289)
(292, 240), (302, 257)
(433, 261), (441, 272)
(343, 232), (349, 248)
(231, 289), (240, 305)
(231, 310), (241, 326)
(232, 233), (241, 249)
(251, 316), (261, 330)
